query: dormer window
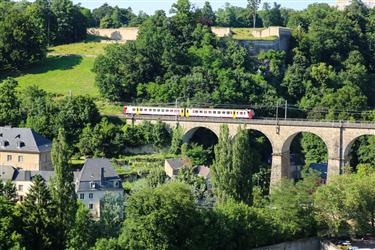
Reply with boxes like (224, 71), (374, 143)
(114, 181), (119, 187)
(17, 141), (25, 148)
(0, 140), (9, 147)
(90, 181), (96, 189)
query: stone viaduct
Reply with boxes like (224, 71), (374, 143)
(124, 115), (375, 185)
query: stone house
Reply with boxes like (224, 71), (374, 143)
(0, 157), (123, 218)
(164, 158), (192, 178)
(0, 127), (53, 171)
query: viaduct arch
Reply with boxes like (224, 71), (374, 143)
(128, 116), (375, 186)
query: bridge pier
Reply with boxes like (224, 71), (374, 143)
(270, 151), (291, 185)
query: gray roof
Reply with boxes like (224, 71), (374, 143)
(77, 158), (121, 192)
(13, 170), (54, 182)
(165, 158), (190, 170)
(0, 127), (52, 153)
(0, 165), (17, 181)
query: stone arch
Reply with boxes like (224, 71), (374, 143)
(281, 131), (329, 155)
(182, 126), (219, 144)
(279, 130), (330, 179)
(343, 131), (375, 165)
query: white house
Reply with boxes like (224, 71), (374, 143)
(75, 158), (123, 218)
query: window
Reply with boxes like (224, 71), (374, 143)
(218, 111), (221, 114)
(18, 185), (23, 191)
(157, 109), (160, 112)
(18, 195), (24, 202)
(90, 182), (96, 189)
(115, 181), (119, 187)
(44, 155), (48, 162)
(80, 193), (84, 200)
(18, 155), (23, 162)
(7, 155), (12, 161)
(89, 193), (93, 199)
(213, 111), (216, 114)
(89, 203), (93, 210)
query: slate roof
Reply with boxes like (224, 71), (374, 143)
(0, 165), (17, 181)
(76, 158), (121, 192)
(0, 127), (52, 153)
(13, 170), (55, 182)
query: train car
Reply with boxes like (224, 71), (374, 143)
(123, 105), (255, 119)
(124, 105), (185, 117)
(186, 108), (254, 119)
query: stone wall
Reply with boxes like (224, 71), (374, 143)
(88, 27), (138, 41)
(211, 27), (231, 37)
(87, 26), (291, 54)
(253, 237), (320, 250)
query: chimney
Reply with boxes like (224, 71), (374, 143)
(101, 167), (105, 183)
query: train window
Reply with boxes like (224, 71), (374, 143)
(157, 109), (160, 112)
(240, 112), (243, 115)
(132, 108), (135, 111)
(153, 109), (156, 111)
(213, 111), (216, 114)
(208, 111), (212, 114)
(204, 111), (207, 114)
(199, 111), (203, 113)
(161, 109), (164, 112)
(217, 111), (221, 114)
(227, 111), (230, 114)
(140, 108), (143, 111)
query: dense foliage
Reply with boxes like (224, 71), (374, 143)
(0, 0), (88, 72)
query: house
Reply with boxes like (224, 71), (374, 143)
(75, 158), (123, 218)
(193, 165), (210, 179)
(0, 157), (123, 218)
(0, 127), (53, 171)
(164, 158), (192, 178)
(0, 165), (55, 201)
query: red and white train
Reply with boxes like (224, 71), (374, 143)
(123, 105), (255, 119)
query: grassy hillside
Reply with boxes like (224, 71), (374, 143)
(49, 41), (107, 56)
(16, 56), (99, 97)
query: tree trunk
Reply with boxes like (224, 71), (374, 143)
(253, 13), (256, 28)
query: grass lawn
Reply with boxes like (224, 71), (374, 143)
(231, 28), (277, 41)
(15, 56), (99, 97)
(49, 42), (108, 56)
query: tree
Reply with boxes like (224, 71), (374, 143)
(0, 180), (17, 203)
(50, 0), (87, 44)
(0, 3), (47, 71)
(198, 2), (215, 26)
(56, 95), (100, 146)
(169, 125), (184, 154)
(152, 121), (171, 149)
(19, 175), (58, 250)
(247, 0), (261, 28)
(99, 193), (124, 239)
(211, 126), (256, 205)
(0, 78), (21, 127)
(67, 202), (94, 250)
(118, 182), (200, 249)
(21, 85), (58, 139)
(146, 168), (167, 188)
(185, 143), (211, 165)
(212, 200), (275, 249)
(211, 125), (233, 203)
(0, 196), (21, 250)
(50, 128), (77, 249)
(270, 173), (319, 240)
